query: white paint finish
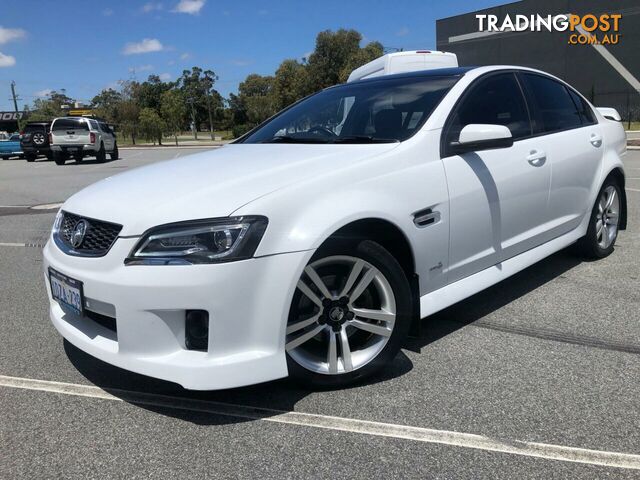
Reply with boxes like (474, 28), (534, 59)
(1, 374), (639, 470)
(43, 64), (628, 389)
(443, 135), (552, 282)
(458, 124), (511, 143)
(347, 50), (458, 82)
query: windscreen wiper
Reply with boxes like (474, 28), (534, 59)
(262, 135), (329, 144)
(331, 135), (400, 144)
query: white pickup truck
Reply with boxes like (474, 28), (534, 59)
(50, 117), (118, 165)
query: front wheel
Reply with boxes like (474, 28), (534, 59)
(286, 240), (412, 388)
(575, 179), (621, 258)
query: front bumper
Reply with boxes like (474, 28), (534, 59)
(43, 236), (311, 390)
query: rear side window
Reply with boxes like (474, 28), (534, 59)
(444, 72), (531, 152)
(52, 119), (89, 131)
(521, 74), (582, 134)
(567, 89), (596, 125)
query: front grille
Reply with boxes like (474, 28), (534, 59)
(55, 211), (122, 256)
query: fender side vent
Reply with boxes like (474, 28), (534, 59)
(413, 208), (441, 228)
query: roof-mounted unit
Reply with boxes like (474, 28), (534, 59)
(347, 50), (458, 83)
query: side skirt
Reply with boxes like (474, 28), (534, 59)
(419, 227), (583, 319)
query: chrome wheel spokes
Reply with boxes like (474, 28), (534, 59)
(596, 186), (620, 249)
(286, 255), (396, 375)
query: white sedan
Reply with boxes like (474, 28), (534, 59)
(44, 64), (627, 390)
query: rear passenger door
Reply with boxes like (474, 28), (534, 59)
(99, 122), (115, 151)
(519, 73), (602, 236)
(442, 72), (552, 283)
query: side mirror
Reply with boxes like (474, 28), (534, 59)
(450, 124), (513, 155)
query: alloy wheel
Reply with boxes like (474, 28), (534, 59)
(286, 255), (397, 375)
(596, 185), (620, 249)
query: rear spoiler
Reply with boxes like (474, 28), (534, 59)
(597, 107), (622, 122)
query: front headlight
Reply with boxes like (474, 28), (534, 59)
(126, 216), (268, 265)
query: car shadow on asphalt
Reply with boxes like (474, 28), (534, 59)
(64, 248), (584, 425)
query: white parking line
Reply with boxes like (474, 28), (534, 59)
(1, 374), (639, 470)
(0, 242), (26, 247)
(626, 188), (640, 192)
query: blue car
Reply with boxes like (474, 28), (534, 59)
(0, 133), (24, 159)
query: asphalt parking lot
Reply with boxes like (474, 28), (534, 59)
(1, 148), (639, 479)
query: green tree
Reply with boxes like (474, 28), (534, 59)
(178, 67), (223, 139)
(133, 75), (173, 113)
(273, 59), (309, 110)
(91, 88), (123, 123)
(138, 107), (165, 145)
(233, 74), (277, 127)
(161, 89), (187, 146)
(306, 29), (383, 92)
(27, 90), (74, 121)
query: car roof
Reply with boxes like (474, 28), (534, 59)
(343, 66), (478, 87)
(25, 122), (50, 126)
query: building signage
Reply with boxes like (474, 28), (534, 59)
(0, 111), (24, 121)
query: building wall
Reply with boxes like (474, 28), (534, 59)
(436, 0), (640, 122)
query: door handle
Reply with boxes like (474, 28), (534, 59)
(526, 149), (546, 166)
(590, 133), (603, 147)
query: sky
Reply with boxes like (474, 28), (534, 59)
(0, 0), (506, 111)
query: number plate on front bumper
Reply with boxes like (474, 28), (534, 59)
(49, 267), (84, 316)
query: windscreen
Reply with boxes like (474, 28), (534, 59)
(241, 75), (460, 144)
(52, 119), (89, 131)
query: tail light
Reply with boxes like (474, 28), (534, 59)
(48, 132), (53, 144)
(90, 132), (96, 143)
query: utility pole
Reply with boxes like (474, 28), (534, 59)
(10, 81), (22, 130)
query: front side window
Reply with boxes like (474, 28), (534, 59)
(444, 72), (531, 152)
(240, 75), (460, 144)
(521, 73), (583, 134)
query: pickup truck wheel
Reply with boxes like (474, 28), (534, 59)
(25, 153), (37, 162)
(53, 152), (66, 166)
(110, 143), (119, 160)
(286, 239), (412, 389)
(96, 143), (106, 163)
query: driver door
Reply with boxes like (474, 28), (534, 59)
(441, 72), (552, 283)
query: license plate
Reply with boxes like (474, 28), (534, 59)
(49, 268), (84, 316)
(67, 147), (77, 152)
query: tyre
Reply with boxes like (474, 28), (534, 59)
(0, 156), (7, 160)
(575, 178), (622, 259)
(53, 151), (66, 166)
(25, 153), (37, 162)
(286, 239), (412, 388)
(110, 143), (118, 160)
(96, 143), (106, 163)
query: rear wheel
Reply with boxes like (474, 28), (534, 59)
(96, 143), (106, 163)
(286, 240), (412, 388)
(53, 151), (66, 165)
(575, 178), (621, 259)
(25, 153), (37, 162)
(110, 142), (119, 160)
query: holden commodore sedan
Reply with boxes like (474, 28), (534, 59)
(44, 63), (627, 390)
